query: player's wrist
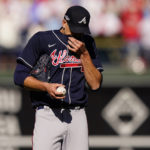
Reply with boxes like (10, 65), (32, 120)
(80, 49), (89, 59)
(43, 82), (50, 92)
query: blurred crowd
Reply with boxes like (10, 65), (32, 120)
(0, 0), (150, 73)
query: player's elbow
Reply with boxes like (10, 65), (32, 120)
(90, 82), (101, 90)
(14, 63), (31, 87)
(14, 70), (24, 87)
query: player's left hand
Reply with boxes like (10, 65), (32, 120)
(67, 37), (87, 56)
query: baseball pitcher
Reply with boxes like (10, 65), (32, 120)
(14, 6), (103, 150)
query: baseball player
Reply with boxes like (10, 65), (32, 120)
(14, 6), (103, 150)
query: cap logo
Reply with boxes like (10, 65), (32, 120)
(64, 15), (70, 21)
(78, 17), (86, 24)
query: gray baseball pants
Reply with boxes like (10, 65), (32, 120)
(32, 106), (89, 150)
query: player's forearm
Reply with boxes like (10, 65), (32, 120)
(80, 51), (102, 90)
(24, 76), (48, 92)
(24, 76), (66, 99)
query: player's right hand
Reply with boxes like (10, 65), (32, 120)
(44, 83), (66, 99)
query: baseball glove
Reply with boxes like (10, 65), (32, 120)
(30, 54), (51, 82)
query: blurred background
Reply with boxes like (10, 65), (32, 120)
(0, 0), (150, 150)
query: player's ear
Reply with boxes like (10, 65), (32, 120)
(62, 19), (71, 35)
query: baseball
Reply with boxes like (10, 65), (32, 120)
(56, 86), (66, 95)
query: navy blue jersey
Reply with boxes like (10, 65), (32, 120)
(16, 30), (103, 108)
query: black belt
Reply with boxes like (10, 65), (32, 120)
(37, 105), (84, 110)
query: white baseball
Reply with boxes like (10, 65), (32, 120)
(56, 86), (66, 95)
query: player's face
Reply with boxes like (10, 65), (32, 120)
(62, 19), (72, 35)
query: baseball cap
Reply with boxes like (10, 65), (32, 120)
(64, 6), (91, 34)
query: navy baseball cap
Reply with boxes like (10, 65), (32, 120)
(64, 6), (91, 34)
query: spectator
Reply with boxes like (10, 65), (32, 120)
(120, 0), (143, 67)
(80, 0), (105, 36)
(139, 1), (150, 66)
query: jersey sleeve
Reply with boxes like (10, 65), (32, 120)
(14, 63), (32, 86)
(17, 32), (42, 69)
(85, 36), (104, 72)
